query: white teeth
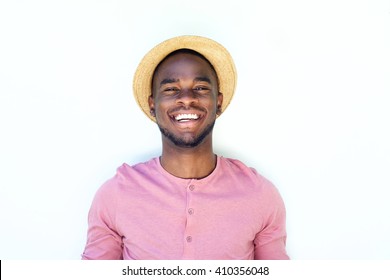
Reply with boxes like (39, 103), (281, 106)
(175, 113), (199, 121)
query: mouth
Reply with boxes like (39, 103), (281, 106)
(169, 110), (205, 127)
(174, 113), (200, 122)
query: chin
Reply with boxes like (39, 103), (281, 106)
(158, 120), (215, 148)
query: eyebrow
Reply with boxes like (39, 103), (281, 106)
(159, 77), (212, 87)
(194, 77), (212, 84)
(160, 78), (179, 86)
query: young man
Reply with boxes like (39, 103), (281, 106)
(82, 36), (289, 260)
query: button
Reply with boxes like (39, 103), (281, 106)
(188, 208), (194, 215)
(186, 236), (192, 242)
(189, 185), (195, 191)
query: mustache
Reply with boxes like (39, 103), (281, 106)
(168, 105), (207, 114)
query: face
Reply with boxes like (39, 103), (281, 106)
(149, 52), (223, 148)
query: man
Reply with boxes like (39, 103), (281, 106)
(82, 35), (289, 260)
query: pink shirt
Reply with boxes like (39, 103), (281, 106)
(82, 156), (289, 260)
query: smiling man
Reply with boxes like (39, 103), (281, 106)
(82, 36), (289, 260)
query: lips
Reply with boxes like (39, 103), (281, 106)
(169, 107), (206, 124)
(175, 113), (200, 122)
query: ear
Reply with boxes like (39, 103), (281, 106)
(216, 92), (223, 115)
(148, 95), (156, 117)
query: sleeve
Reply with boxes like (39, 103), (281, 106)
(81, 178), (123, 260)
(253, 179), (289, 260)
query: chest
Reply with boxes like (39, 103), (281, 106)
(115, 183), (264, 259)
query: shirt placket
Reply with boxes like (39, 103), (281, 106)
(181, 180), (197, 259)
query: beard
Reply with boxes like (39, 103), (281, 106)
(157, 120), (216, 148)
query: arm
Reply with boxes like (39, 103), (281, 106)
(82, 181), (123, 260)
(253, 183), (289, 260)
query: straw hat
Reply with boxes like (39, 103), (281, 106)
(133, 35), (237, 122)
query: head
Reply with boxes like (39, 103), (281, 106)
(149, 49), (223, 148)
(133, 36), (237, 123)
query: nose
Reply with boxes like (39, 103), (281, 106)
(176, 88), (198, 105)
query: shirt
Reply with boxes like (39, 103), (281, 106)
(81, 156), (289, 260)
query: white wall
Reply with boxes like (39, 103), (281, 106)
(0, 0), (389, 259)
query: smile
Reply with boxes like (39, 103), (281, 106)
(174, 113), (200, 122)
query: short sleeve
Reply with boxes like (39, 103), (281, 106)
(81, 178), (123, 260)
(253, 180), (289, 260)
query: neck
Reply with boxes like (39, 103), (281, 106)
(160, 139), (217, 179)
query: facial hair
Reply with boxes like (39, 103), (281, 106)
(157, 120), (216, 148)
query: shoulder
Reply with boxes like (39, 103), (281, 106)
(218, 156), (269, 184)
(95, 157), (159, 199)
(117, 157), (159, 180)
(217, 157), (286, 224)
(218, 156), (282, 198)
(219, 157), (260, 175)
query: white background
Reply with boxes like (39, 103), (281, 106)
(0, 0), (389, 259)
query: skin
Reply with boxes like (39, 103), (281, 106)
(148, 52), (223, 179)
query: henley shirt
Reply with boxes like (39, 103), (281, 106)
(82, 156), (289, 260)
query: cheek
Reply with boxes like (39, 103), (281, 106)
(205, 96), (220, 110)
(153, 100), (170, 119)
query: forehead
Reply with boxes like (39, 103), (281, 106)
(153, 52), (218, 81)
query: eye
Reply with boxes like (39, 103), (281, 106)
(193, 86), (210, 92)
(163, 87), (180, 94)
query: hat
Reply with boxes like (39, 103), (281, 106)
(133, 35), (237, 122)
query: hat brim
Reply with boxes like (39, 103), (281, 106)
(133, 35), (237, 122)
